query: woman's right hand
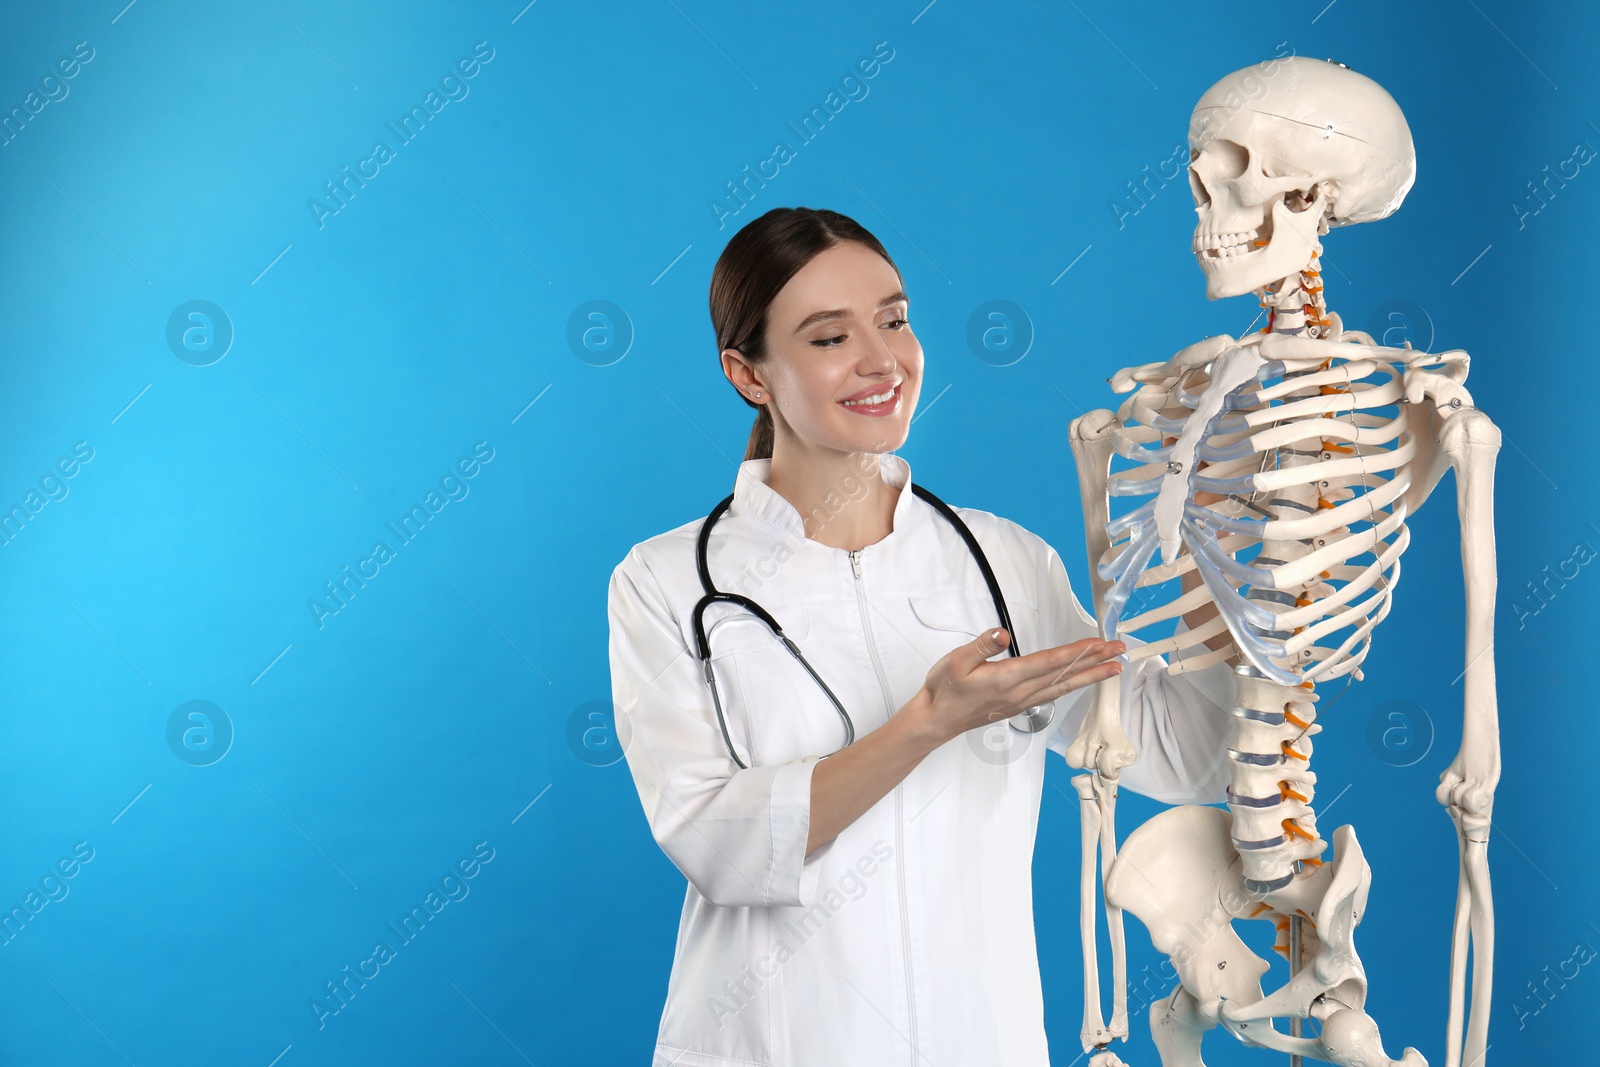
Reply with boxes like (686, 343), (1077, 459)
(913, 628), (1125, 746)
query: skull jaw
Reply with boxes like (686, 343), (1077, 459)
(1196, 196), (1328, 301)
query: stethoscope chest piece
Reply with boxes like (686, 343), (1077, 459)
(1009, 702), (1058, 733)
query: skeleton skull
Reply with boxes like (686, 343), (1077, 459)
(1187, 57), (1416, 299)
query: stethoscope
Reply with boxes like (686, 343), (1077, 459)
(691, 481), (1057, 769)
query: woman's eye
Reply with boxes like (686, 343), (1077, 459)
(809, 318), (907, 347)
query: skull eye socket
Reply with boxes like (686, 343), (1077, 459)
(1207, 139), (1249, 181)
(1188, 138), (1249, 209)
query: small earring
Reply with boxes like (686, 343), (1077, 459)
(753, 391), (762, 399)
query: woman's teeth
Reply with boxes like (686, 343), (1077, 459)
(842, 386), (897, 406)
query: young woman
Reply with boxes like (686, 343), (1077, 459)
(607, 207), (1236, 1065)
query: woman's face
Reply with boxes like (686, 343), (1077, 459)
(725, 240), (922, 458)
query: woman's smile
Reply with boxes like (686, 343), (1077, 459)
(838, 381), (902, 417)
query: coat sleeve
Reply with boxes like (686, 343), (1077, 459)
(1037, 541), (1235, 805)
(607, 547), (832, 908)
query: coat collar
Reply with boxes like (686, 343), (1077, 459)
(731, 452), (917, 543)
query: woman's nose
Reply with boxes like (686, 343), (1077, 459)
(859, 331), (898, 373)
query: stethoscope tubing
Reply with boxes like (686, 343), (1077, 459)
(691, 482), (1057, 769)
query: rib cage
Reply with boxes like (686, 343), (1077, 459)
(1097, 348), (1419, 686)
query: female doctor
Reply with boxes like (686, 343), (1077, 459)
(607, 207), (1238, 1066)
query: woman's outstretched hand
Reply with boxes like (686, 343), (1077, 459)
(913, 628), (1125, 747)
(806, 628), (1125, 857)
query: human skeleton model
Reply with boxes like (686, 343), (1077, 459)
(1063, 58), (1501, 1067)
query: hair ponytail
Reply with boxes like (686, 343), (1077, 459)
(744, 404), (774, 462)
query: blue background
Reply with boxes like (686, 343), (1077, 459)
(1, 0), (1593, 1063)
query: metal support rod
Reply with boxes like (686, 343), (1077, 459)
(1289, 910), (1303, 1067)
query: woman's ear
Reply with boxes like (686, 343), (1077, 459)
(721, 348), (763, 398)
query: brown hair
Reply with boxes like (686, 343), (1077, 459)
(708, 207), (902, 461)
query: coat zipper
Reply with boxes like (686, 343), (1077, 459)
(847, 547), (919, 1061)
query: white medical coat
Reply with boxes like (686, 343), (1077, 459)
(607, 453), (1236, 1066)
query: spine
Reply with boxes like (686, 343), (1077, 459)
(1226, 669), (1324, 892)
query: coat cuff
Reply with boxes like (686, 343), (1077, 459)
(771, 755), (832, 906)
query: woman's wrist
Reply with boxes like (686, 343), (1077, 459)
(805, 688), (948, 857)
(893, 688), (950, 754)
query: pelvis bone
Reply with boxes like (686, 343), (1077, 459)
(1105, 804), (1424, 1066)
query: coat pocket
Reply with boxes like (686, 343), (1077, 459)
(702, 599), (812, 656)
(907, 589), (990, 639)
(907, 589), (1050, 767)
(703, 602), (841, 767)
(909, 588), (1042, 653)
(721, 604), (865, 766)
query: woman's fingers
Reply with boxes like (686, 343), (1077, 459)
(919, 631), (1128, 741)
(958, 632), (1120, 689)
(1006, 638), (1125, 701)
(1033, 637), (1125, 681)
(1030, 657), (1123, 706)
(977, 627), (1012, 660)
(923, 626), (1011, 696)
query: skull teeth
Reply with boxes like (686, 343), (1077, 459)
(1194, 228), (1264, 258)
